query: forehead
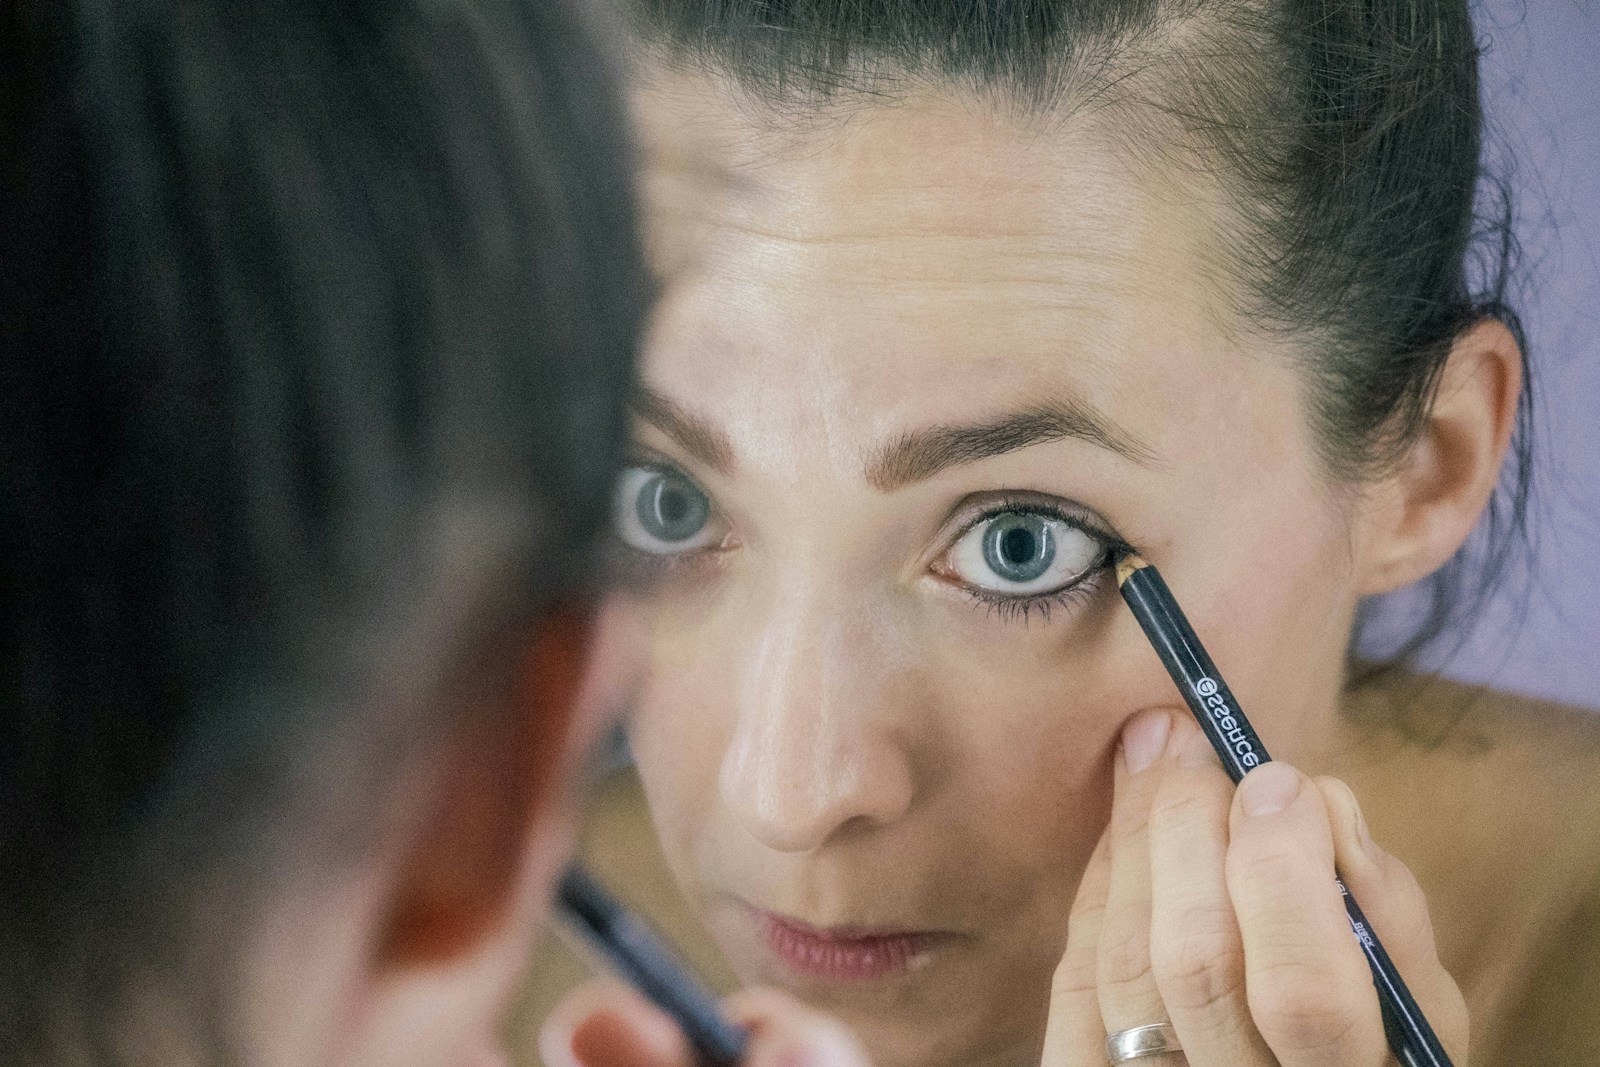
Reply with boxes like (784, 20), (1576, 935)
(633, 73), (1296, 479)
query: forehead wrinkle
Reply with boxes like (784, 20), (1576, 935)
(645, 101), (1165, 308)
(704, 174), (1152, 301)
(707, 226), (1147, 320)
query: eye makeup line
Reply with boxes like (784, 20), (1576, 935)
(1113, 554), (1453, 1067)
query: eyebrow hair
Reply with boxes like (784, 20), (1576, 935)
(631, 386), (735, 473)
(866, 399), (1157, 491)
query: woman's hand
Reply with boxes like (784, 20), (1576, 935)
(1043, 709), (1469, 1066)
(540, 980), (871, 1067)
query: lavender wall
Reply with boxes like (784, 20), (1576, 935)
(1362, 2), (1600, 709)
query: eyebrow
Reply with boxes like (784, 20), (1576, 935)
(865, 399), (1157, 491)
(631, 387), (736, 474)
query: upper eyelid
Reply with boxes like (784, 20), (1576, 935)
(621, 452), (718, 498)
(945, 496), (1116, 545)
(622, 445), (684, 472)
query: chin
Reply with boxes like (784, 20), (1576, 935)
(834, 1004), (1043, 1067)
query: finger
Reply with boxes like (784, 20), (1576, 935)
(1043, 831), (1114, 1067)
(1315, 776), (1470, 1063)
(1097, 708), (1176, 1037)
(1147, 719), (1275, 1063)
(1227, 763), (1387, 1067)
(723, 987), (873, 1067)
(541, 979), (694, 1067)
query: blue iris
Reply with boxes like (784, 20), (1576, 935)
(981, 513), (1056, 584)
(635, 470), (710, 544)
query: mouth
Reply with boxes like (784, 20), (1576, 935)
(753, 908), (951, 982)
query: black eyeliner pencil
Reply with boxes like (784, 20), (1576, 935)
(1115, 555), (1453, 1067)
(558, 865), (748, 1067)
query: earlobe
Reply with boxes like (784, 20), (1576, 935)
(378, 607), (594, 967)
(1357, 318), (1523, 597)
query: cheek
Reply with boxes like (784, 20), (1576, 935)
(1144, 479), (1359, 760)
(918, 592), (1173, 872)
(1228, 530), (1357, 760)
(624, 611), (738, 882)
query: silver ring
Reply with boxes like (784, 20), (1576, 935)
(1105, 1022), (1183, 1063)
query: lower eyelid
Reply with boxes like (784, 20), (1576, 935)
(952, 551), (1113, 619)
(964, 581), (1101, 624)
(614, 535), (736, 580)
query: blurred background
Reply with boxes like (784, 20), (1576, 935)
(1361, 0), (1600, 710)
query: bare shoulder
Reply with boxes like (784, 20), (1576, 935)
(1339, 674), (1600, 1065)
(1449, 685), (1600, 1065)
(1491, 878), (1600, 1066)
(1342, 672), (1600, 842)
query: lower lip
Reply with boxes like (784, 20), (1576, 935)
(758, 912), (942, 981)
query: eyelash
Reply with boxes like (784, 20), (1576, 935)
(964, 579), (1107, 625)
(945, 499), (1125, 625)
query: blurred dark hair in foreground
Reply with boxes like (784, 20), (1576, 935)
(0, 0), (646, 1060)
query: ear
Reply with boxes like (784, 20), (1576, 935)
(379, 605), (595, 969)
(1357, 318), (1523, 596)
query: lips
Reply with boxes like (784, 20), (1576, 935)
(756, 909), (946, 981)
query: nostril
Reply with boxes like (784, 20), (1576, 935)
(718, 759), (835, 853)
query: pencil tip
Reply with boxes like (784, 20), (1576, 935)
(1114, 553), (1148, 586)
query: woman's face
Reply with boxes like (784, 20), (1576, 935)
(622, 76), (1372, 1067)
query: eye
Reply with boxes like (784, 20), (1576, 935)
(612, 466), (721, 555)
(942, 509), (1107, 597)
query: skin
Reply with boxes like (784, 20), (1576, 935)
(542, 69), (1600, 1067)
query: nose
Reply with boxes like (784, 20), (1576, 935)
(718, 583), (916, 853)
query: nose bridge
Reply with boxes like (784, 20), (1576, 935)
(718, 568), (913, 853)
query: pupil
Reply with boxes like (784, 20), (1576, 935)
(658, 488), (689, 525)
(1001, 526), (1036, 565)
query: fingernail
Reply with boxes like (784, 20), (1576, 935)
(1121, 709), (1171, 775)
(1239, 763), (1302, 816)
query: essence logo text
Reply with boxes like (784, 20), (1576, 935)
(1190, 676), (1260, 769)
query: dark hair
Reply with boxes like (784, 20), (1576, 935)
(0, 0), (646, 1059)
(629, 0), (1533, 672)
